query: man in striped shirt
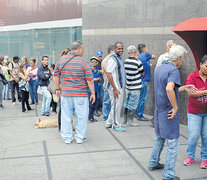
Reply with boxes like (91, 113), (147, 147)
(54, 40), (95, 144)
(123, 45), (144, 126)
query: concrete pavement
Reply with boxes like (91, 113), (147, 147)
(0, 99), (206, 180)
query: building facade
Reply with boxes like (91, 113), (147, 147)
(0, 0), (82, 64)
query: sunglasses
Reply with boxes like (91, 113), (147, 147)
(91, 60), (97, 63)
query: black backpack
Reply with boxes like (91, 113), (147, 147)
(8, 62), (14, 75)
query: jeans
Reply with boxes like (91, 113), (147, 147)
(187, 113), (207, 160)
(95, 83), (103, 112)
(88, 92), (98, 120)
(102, 82), (111, 121)
(106, 88), (124, 128)
(3, 81), (11, 99)
(11, 80), (21, 102)
(136, 81), (150, 118)
(0, 80), (3, 105)
(40, 86), (51, 115)
(149, 134), (179, 179)
(61, 96), (89, 142)
(124, 89), (140, 111)
(29, 80), (39, 103)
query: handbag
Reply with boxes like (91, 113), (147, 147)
(48, 77), (56, 94)
(0, 73), (8, 85)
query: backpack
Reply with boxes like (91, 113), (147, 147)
(8, 62), (14, 75)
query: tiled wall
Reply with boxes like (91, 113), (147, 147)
(82, 0), (207, 125)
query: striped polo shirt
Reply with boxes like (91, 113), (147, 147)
(124, 57), (144, 91)
(54, 53), (93, 97)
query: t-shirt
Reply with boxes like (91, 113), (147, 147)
(124, 57), (144, 91)
(101, 54), (111, 83)
(54, 52), (93, 97)
(138, 52), (152, 82)
(8, 61), (19, 81)
(26, 67), (38, 81)
(186, 70), (207, 114)
(107, 53), (125, 90)
(2, 66), (11, 81)
(156, 52), (169, 67)
(154, 62), (180, 139)
(89, 68), (101, 93)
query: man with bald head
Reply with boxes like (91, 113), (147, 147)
(54, 40), (95, 144)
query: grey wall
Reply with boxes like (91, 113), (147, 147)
(82, 0), (207, 125)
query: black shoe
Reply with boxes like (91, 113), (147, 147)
(137, 116), (149, 121)
(148, 163), (164, 171)
(30, 102), (35, 105)
(45, 112), (50, 116)
(163, 176), (180, 180)
(94, 112), (100, 117)
(0, 104), (4, 108)
(89, 118), (98, 123)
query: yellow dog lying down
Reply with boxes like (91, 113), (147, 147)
(34, 118), (58, 128)
(34, 118), (76, 131)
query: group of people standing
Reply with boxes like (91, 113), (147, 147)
(52, 40), (206, 180)
(0, 55), (58, 115)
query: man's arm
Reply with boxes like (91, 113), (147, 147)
(86, 80), (95, 104)
(54, 76), (61, 98)
(107, 72), (120, 98)
(166, 82), (177, 119)
(151, 54), (156, 59)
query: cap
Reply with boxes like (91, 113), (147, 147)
(90, 56), (98, 61)
(96, 50), (103, 57)
(13, 56), (20, 60)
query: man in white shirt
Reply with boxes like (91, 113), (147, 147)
(105, 42), (126, 132)
(156, 40), (175, 68)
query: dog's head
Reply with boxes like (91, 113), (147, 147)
(34, 118), (41, 126)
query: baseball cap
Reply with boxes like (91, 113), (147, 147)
(90, 56), (98, 61)
(96, 50), (103, 57)
(13, 56), (20, 60)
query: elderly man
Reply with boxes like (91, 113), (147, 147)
(148, 45), (196, 180)
(156, 40), (175, 68)
(123, 45), (144, 126)
(54, 40), (95, 144)
(101, 45), (114, 121)
(105, 42), (126, 132)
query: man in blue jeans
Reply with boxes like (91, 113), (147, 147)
(136, 44), (156, 121)
(37, 56), (52, 116)
(54, 40), (95, 144)
(101, 45), (114, 121)
(148, 45), (196, 180)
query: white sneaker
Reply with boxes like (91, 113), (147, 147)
(63, 139), (72, 144)
(12, 102), (16, 105)
(76, 138), (86, 144)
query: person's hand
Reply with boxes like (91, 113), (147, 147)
(113, 88), (120, 98)
(45, 75), (49, 78)
(14, 78), (19, 83)
(98, 77), (101, 81)
(56, 90), (61, 99)
(28, 72), (33, 76)
(185, 85), (197, 93)
(90, 94), (96, 104)
(100, 70), (103, 75)
(168, 107), (177, 119)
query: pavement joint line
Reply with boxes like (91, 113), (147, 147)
(183, 176), (207, 180)
(107, 128), (155, 180)
(0, 144), (189, 161)
(42, 141), (53, 180)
